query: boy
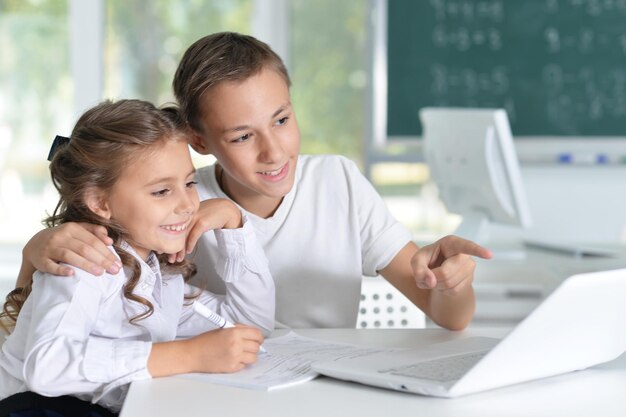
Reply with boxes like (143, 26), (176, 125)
(19, 32), (491, 330)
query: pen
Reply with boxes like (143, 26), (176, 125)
(192, 302), (266, 353)
(193, 302), (234, 329)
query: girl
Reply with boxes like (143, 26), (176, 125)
(0, 99), (275, 415)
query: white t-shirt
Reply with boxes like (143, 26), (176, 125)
(0, 220), (274, 412)
(193, 155), (412, 328)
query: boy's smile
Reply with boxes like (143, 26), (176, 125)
(258, 163), (289, 181)
(192, 67), (301, 218)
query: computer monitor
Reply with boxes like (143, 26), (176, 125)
(420, 108), (532, 244)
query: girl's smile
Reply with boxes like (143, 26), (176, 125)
(160, 218), (193, 234)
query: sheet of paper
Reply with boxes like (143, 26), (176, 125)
(176, 331), (401, 390)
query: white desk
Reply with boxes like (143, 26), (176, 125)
(120, 328), (626, 417)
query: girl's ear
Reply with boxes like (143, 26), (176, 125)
(84, 188), (112, 219)
(189, 130), (212, 155)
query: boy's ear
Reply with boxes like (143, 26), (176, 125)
(84, 188), (112, 219)
(189, 130), (212, 155)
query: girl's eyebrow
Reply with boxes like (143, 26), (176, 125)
(143, 168), (196, 187)
(222, 102), (292, 134)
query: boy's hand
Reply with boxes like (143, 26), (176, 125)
(411, 235), (492, 296)
(169, 199), (242, 263)
(186, 325), (264, 373)
(25, 223), (121, 277)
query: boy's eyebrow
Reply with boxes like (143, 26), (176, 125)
(271, 102), (292, 118)
(143, 168), (196, 187)
(223, 102), (292, 133)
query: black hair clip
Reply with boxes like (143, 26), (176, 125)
(47, 135), (71, 161)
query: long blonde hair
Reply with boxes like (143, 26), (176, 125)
(1, 99), (196, 332)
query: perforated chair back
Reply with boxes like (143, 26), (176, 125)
(357, 276), (426, 329)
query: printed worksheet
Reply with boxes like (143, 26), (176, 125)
(177, 331), (401, 390)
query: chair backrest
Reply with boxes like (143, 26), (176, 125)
(357, 276), (425, 329)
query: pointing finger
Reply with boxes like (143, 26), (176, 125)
(440, 236), (493, 259)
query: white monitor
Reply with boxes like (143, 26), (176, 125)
(420, 108), (532, 244)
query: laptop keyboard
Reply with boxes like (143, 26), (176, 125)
(380, 351), (488, 383)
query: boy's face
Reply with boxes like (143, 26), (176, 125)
(192, 67), (301, 214)
(97, 139), (200, 260)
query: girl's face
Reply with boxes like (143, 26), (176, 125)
(191, 67), (301, 217)
(97, 138), (199, 260)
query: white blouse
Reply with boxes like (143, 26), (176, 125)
(0, 218), (275, 412)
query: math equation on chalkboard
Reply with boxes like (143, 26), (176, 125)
(387, 0), (626, 137)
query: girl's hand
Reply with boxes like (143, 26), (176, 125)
(148, 325), (264, 377)
(169, 198), (243, 263)
(185, 325), (264, 373)
(24, 223), (121, 278)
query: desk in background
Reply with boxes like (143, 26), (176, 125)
(120, 328), (626, 417)
(471, 243), (626, 326)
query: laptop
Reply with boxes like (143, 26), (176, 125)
(312, 269), (626, 397)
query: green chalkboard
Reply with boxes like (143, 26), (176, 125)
(387, 0), (626, 137)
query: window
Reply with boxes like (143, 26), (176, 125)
(0, 0), (72, 245)
(289, 0), (368, 162)
(104, 0), (251, 104)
